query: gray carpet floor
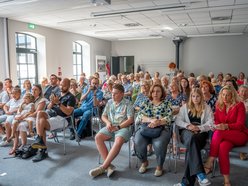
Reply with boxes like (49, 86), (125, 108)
(0, 133), (247, 186)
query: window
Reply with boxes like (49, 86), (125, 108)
(16, 33), (38, 86)
(73, 42), (83, 81)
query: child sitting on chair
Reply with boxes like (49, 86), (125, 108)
(10, 93), (35, 139)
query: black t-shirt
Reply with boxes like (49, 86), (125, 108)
(52, 92), (76, 117)
(188, 111), (201, 125)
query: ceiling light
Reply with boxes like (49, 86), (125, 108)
(118, 36), (163, 41)
(90, 0), (111, 6)
(163, 26), (173, 30)
(92, 4), (186, 17)
(187, 33), (243, 37)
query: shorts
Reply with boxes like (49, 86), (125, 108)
(98, 126), (131, 142)
(7, 115), (15, 124)
(48, 115), (68, 131)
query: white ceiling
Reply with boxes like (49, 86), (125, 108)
(0, 0), (248, 40)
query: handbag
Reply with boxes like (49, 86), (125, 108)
(140, 122), (163, 138)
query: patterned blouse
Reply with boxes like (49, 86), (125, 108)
(166, 92), (186, 107)
(133, 93), (149, 109)
(138, 99), (173, 127)
(206, 94), (217, 112)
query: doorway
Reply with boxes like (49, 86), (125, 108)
(111, 56), (134, 75)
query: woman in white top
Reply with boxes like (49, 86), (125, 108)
(174, 88), (213, 186)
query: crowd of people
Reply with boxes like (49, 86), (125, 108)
(0, 70), (248, 186)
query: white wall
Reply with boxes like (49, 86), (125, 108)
(182, 35), (248, 77)
(112, 38), (175, 77)
(5, 19), (111, 85)
(112, 35), (248, 78)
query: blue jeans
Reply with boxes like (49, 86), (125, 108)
(74, 107), (92, 137)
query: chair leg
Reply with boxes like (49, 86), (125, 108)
(211, 159), (217, 178)
(128, 140), (131, 168)
(63, 125), (66, 155)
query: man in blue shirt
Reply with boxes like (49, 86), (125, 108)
(73, 77), (103, 140)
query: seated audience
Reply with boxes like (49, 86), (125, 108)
(237, 72), (247, 86)
(121, 75), (133, 101)
(12, 84), (47, 155)
(204, 85), (248, 186)
(73, 77), (103, 139)
(70, 79), (81, 107)
(201, 80), (217, 112)
(238, 85), (248, 160)
(43, 74), (61, 100)
(180, 77), (190, 101)
(0, 81), (10, 115)
(31, 78), (76, 162)
(131, 73), (141, 103)
(89, 84), (134, 178)
(21, 79), (32, 96)
(0, 86), (22, 147)
(134, 84), (172, 177)
(174, 88), (213, 186)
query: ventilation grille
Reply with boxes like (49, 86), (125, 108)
(211, 16), (232, 21)
(124, 23), (142, 27)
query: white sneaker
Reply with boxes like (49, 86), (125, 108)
(0, 140), (13, 147)
(89, 166), (105, 178)
(107, 164), (116, 177)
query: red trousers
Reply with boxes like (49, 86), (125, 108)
(209, 130), (248, 175)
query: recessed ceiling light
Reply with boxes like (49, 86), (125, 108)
(163, 26), (173, 30)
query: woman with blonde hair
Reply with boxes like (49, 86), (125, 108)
(174, 88), (213, 186)
(204, 85), (248, 186)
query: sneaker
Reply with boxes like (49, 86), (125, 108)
(154, 169), (163, 177)
(69, 132), (75, 140)
(138, 163), (148, 174)
(31, 135), (47, 149)
(197, 172), (211, 186)
(107, 164), (116, 177)
(89, 166), (105, 178)
(32, 149), (48, 162)
(0, 140), (13, 147)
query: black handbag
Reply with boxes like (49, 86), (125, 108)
(140, 122), (163, 138)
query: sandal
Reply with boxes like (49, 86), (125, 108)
(204, 162), (213, 175)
